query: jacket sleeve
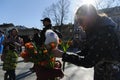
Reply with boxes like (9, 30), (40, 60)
(62, 52), (97, 68)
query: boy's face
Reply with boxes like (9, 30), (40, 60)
(43, 21), (50, 27)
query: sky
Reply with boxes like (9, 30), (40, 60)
(0, 0), (59, 29)
(0, 0), (110, 29)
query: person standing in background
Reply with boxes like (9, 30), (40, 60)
(2, 42), (18, 80)
(1, 28), (23, 80)
(29, 18), (54, 73)
(0, 30), (5, 54)
(32, 18), (63, 80)
(39, 17), (62, 47)
(7, 28), (22, 54)
(32, 29), (41, 46)
(29, 29), (40, 72)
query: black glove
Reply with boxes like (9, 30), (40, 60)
(62, 53), (81, 66)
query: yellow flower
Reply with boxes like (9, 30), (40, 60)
(50, 57), (55, 62)
(20, 51), (28, 58)
(40, 61), (48, 66)
(43, 50), (48, 55)
(59, 39), (62, 44)
(67, 40), (72, 46)
(28, 45), (34, 50)
(25, 42), (32, 47)
(34, 50), (38, 54)
(50, 42), (56, 49)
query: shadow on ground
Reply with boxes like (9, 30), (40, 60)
(16, 71), (33, 80)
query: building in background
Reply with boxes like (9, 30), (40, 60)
(53, 24), (74, 40)
(99, 6), (120, 28)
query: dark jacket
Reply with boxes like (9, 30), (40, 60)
(33, 33), (40, 45)
(63, 16), (120, 80)
(39, 24), (52, 47)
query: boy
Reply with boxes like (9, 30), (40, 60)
(2, 42), (18, 80)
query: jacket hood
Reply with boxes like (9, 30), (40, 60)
(99, 16), (117, 29)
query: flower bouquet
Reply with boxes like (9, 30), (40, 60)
(20, 42), (56, 69)
(59, 40), (72, 71)
(20, 30), (64, 80)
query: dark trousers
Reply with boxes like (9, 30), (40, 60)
(4, 69), (16, 80)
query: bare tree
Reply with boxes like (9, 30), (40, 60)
(42, 7), (52, 18)
(94, 0), (120, 10)
(42, 0), (70, 27)
(51, 3), (60, 26)
(57, 0), (70, 26)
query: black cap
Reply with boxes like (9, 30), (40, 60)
(41, 17), (51, 23)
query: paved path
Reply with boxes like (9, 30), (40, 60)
(0, 57), (94, 80)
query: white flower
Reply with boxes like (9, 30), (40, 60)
(45, 29), (59, 45)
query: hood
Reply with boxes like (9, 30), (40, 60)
(45, 29), (59, 45)
(99, 16), (117, 29)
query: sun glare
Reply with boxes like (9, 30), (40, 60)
(71, 0), (97, 23)
(72, 0), (96, 15)
(83, 0), (95, 5)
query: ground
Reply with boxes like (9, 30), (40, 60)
(0, 57), (94, 80)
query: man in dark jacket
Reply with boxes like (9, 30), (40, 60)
(30, 18), (52, 72)
(34, 18), (64, 80)
(53, 4), (120, 80)
(30, 18), (61, 72)
(39, 17), (62, 47)
(39, 18), (52, 46)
